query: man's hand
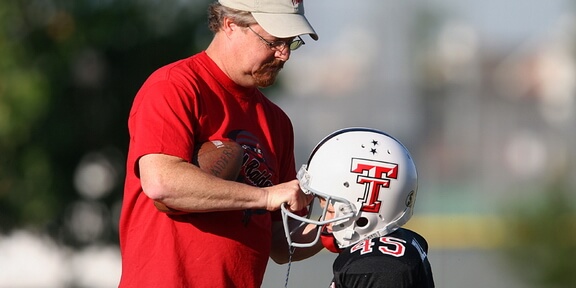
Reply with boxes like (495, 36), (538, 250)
(263, 179), (314, 212)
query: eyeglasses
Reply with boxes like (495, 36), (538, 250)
(247, 26), (305, 51)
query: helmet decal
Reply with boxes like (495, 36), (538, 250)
(405, 190), (416, 208)
(351, 158), (399, 213)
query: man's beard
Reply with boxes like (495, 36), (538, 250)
(252, 59), (285, 87)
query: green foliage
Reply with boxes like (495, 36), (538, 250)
(0, 0), (212, 246)
(502, 179), (576, 288)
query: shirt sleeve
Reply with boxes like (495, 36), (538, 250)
(128, 79), (198, 169)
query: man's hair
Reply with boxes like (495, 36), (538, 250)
(208, 3), (257, 33)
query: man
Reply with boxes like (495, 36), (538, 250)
(281, 127), (435, 287)
(118, 1), (322, 287)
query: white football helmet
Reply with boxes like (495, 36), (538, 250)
(281, 127), (418, 249)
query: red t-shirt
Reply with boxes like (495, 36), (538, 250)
(119, 51), (297, 288)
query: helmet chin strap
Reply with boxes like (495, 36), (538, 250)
(284, 245), (295, 288)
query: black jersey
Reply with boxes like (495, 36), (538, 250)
(330, 228), (434, 288)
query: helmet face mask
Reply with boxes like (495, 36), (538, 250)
(281, 127), (418, 250)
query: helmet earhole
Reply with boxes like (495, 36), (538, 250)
(356, 217), (368, 227)
(343, 182), (349, 188)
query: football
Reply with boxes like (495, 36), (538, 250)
(191, 139), (244, 181)
(154, 140), (244, 214)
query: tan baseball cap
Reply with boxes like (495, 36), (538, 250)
(219, 0), (318, 40)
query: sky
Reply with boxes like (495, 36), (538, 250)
(284, 0), (574, 98)
(302, 0), (572, 42)
(431, 0), (572, 42)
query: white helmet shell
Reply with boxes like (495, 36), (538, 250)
(281, 127), (418, 249)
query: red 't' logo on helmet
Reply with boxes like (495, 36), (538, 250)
(351, 158), (398, 213)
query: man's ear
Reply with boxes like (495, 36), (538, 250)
(222, 17), (237, 37)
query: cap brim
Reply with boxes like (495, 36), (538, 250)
(252, 12), (318, 41)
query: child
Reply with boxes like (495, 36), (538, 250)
(281, 127), (435, 288)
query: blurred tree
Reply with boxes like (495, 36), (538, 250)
(502, 177), (576, 288)
(0, 0), (212, 247)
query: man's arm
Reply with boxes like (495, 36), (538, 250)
(139, 153), (312, 213)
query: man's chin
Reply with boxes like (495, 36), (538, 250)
(256, 82), (274, 88)
(254, 74), (279, 87)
